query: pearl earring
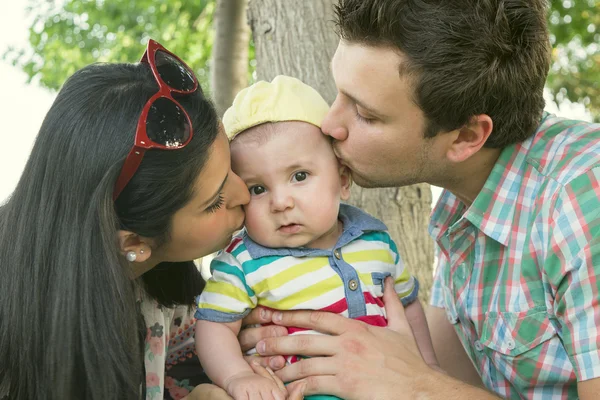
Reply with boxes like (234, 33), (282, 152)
(126, 251), (137, 262)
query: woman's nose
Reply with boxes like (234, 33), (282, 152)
(227, 172), (250, 208)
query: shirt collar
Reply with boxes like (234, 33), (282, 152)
(243, 203), (387, 258)
(429, 112), (551, 246)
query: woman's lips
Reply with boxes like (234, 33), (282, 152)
(278, 223), (301, 234)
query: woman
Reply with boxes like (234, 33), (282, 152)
(0, 40), (282, 400)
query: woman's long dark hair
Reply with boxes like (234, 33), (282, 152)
(0, 61), (218, 399)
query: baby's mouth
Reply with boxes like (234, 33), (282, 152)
(278, 223), (302, 234)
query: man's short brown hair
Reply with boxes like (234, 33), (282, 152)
(334, 0), (551, 148)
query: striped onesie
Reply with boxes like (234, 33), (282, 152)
(195, 204), (419, 349)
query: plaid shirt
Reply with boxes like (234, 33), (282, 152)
(430, 113), (600, 399)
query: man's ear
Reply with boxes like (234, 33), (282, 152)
(339, 165), (352, 201)
(117, 230), (153, 263)
(446, 114), (493, 163)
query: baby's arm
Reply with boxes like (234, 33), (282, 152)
(195, 319), (248, 390)
(384, 232), (439, 368)
(403, 298), (439, 368)
(195, 319), (285, 400)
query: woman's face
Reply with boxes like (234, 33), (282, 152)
(154, 128), (250, 262)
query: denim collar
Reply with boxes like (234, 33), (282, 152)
(242, 203), (387, 259)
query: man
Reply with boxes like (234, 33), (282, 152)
(241, 0), (600, 399)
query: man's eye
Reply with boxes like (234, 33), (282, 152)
(249, 185), (266, 195)
(293, 172), (307, 182)
(355, 109), (374, 124)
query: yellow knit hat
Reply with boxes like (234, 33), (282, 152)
(223, 75), (330, 141)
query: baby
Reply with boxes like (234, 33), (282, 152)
(195, 76), (432, 400)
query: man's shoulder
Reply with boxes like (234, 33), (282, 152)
(526, 113), (600, 185)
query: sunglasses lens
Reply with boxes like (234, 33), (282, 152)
(155, 50), (196, 92)
(146, 97), (191, 147)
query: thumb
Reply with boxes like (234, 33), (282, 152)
(383, 276), (408, 332)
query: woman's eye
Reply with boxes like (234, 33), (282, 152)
(206, 193), (224, 213)
(249, 185), (266, 195)
(293, 172), (307, 182)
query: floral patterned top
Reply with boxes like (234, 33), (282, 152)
(140, 292), (210, 400)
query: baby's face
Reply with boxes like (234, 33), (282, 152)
(230, 121), (350, 249)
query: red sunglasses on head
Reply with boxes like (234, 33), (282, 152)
(113, 39), (199, 200)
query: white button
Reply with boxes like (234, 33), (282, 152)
(474, 340), (484, 351)
(348, 279), (358, 291)
(334, 250), (341, 259)
(506, 339), (516, 350)
(447, 313), (458, 324)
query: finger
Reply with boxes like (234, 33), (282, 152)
(270, 309), (366, 336)
(383, 276), (408, 332)
(242, 307), (273, 327)
(239, 325), (288, 352)
(251, 360), (274, 380)
(286, 380), (306, 400)
(244, 355), (286, 370)
(275, 357), (338, 383)
(265, 366), (287, 393)
(257, 334), (340, 358)
(249, 362), (287, 395)
(286, 376), (340, 398)
(258, 387), (278, 400)
(271, 387), (286, 400)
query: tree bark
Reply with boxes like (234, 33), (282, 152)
(211, 0), (251, 117)
(248, 0), (434, 302)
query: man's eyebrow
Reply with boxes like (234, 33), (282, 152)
(201, 173), (229, 207)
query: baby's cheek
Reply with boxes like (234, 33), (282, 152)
(310, 197), (340, 226)
(244, 206), (269, 235)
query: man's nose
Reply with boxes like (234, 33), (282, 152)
(321, 95), (349, 141)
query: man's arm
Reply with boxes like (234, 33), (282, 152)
(540, 167), (600, 395)
(578, 377), (600, 399)
(427, 306), (484, 388)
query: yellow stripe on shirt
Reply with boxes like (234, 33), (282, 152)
(251, 256), (330, 294)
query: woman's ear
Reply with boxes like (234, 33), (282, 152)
(117, 230), (153, 263)
(339, 165), (352, 201)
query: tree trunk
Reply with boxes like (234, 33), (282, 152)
(211, 0), (251, 117)
(247, 0), (434, 302)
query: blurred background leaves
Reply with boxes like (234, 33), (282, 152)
(3, 0), (599, 120)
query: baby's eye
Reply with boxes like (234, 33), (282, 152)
(292, 172), (308, 182)
(249, 185), (266, 195)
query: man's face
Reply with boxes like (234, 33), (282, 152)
(322, 41), (447, 188)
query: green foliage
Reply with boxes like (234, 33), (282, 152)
(548, 0), (600, 120)
(4, 0), (599, 119)
(3, 0), (216, 93)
